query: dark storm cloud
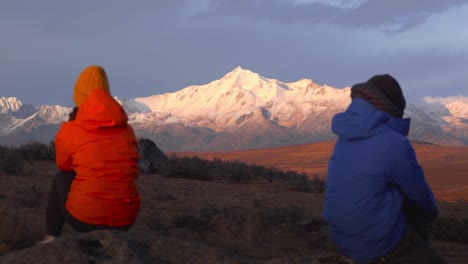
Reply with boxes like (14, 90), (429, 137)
(192, 0), (468, 32)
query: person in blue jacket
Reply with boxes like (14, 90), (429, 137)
(323, 74), (446, 263)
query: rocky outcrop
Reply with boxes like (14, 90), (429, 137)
(137, 138), (169, 175)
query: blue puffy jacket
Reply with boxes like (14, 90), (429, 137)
(323, 98), (439, 263)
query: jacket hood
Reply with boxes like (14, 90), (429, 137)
(74, 88), (128, 131)
(332, 97), (410, 141)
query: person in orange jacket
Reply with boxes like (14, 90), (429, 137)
(38, 65), (140, 244)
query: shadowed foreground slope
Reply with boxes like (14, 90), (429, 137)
(1, 161), (468, 263)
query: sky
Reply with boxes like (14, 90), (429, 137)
(1, 0), (468, 107)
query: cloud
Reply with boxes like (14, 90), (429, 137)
(422, 96), (468, 105)
(192, 0), (468, 33)
(291, 0), (366, 8)
(335, 0), (468, 32)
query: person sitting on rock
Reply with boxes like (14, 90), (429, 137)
(38, 65), (140, 244)
(323, 74), (446, 263)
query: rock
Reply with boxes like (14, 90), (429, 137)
(137, 138), (168, 175)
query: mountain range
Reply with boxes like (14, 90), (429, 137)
(1, 66), (467, 151)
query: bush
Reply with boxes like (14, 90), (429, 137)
(166, 154), (325, 189)
(173, 212), (214, 232)
(431, 217), (468, 244)
(260, 206), (306, 227)
(19, 141), (55, 161)
(0, 206), (43, 252)
(292, 174), (326, 193)
(166, 156), (213, 181)
(0, 137), (327, 193)
(173, 207), (247, 235)
(137, 138), (325, 188)
(0, 147), (25, 175)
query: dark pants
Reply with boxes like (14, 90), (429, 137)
(364, 229), (447, 264)
(360, 200), (446, 264)
(402, 198), (432, 242)
(46, 171), (131, 236)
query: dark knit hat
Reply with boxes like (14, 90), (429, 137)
(351, 74), (406, 118)
(366, 74), (406, 113)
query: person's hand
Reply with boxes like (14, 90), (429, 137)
(69, 107), (78, 121)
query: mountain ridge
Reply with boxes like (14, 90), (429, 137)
(0, 67), (467, 150)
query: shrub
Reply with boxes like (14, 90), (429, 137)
(0, 147), (25, 175)
(19, 141), (55, 161)
(173, 212), (214, 232)
(172, 207), (248, 236)
(292, 174), (326, 193)
(166, 156), (213, 181)
(0, 205), (43, 252)
(135, 138), (323, 186)
(166, 154), (325, 189)
(260, 206), (306, 227)
(431, 217), (468, 244)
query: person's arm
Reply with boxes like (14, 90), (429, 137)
(55, 124), (73, 172)
(389, 140), (439, 220)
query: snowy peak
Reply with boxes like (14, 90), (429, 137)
(0, 97), (70, 123)
(221, 66), (266, 85)
(129, 67), (350, 118)
(421, 96), (468, 119)
(445, 101), (468, 119)
(36, 105), (71, 123)
(0, 97), (22, 113)
(216, 67), (289, 101)
(0, 100), (70, 136)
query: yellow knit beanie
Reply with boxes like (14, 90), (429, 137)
(73, 65), (110, 107)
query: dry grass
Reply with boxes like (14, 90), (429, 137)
(178, 140), (468, 201)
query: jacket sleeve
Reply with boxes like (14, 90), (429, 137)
(126, 125), (140, 176)
(55, 123), (74, 172)
(388, 140), (439, 220)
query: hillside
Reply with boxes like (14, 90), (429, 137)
(1, 161), (468, 263)
(178, 140), (468, 201)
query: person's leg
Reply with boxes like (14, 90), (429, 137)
(64, 210), (132, 233)
(402, 198), (431, 242)
(45, 171), (75, 237)
(373, 229), (446, 264)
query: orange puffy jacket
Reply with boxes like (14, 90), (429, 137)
(55, 88), (140, 226)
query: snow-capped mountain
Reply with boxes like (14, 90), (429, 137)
(0, 97), (22, 113)
(1, 67), (467, 150)
(0, 100), (71, 144)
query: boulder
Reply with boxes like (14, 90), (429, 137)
(137, 138), (168, 175)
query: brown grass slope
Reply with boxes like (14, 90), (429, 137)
(178, 140), (468, 201)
